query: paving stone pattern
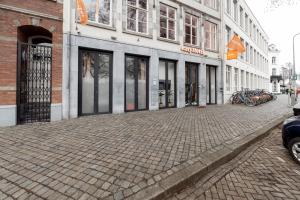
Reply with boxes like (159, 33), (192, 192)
(0, 96), (292, 199)
(169, 127), (300, 200)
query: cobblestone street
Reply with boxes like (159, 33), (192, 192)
(169, 126), (300, 200)
(0, 95), (292, 199)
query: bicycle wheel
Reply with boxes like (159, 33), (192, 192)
(245, 98), (255, 107)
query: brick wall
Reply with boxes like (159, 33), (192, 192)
(0, 0), (63, 105)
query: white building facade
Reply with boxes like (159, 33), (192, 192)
(222, 0), (270, 103)
(63, 0), (223, 119)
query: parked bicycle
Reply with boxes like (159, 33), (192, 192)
(230, 89), (277, 106)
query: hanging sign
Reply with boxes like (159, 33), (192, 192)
(77, 0), (88, 25)
(227, 35), (245, 53)
(227, 50), (238, 60)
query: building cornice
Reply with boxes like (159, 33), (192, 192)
(0, 4), (62, 21)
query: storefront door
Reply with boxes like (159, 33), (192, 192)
(125, 55), (149, 112)
(159, 60), (176, 109)
(206, 65), (217, 104)
(185, 63), (199, 106)
(78, 49), (113, 115)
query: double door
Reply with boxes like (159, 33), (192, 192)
(78, 49), (112, 115)
(125, 55), (149, 112)
(206, 66), (217, 104)
(159, 60), (176, 108)
(185, 63), (199, 106)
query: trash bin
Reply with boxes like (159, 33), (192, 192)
(294, 102), (300, 116)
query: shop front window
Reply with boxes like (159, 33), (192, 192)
(159, 60), (176, 108)
(79, 49), (112, 115)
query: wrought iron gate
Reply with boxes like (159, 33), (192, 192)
(17, 43), (52, 124)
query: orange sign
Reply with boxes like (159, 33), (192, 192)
(227, 35), (245, 53)
(181, 47), (204, 56)
(227, 50), (238, 60)
(77, 0), (88, 25)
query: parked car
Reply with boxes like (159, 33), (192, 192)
(294, 102), (300, 116)
(282, 115), (300, 164)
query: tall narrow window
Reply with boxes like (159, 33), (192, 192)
(233, 0), (238, 22)
(185, 14), (198, 45)
(245, 42), (249, 62)
(160, 4), (176, 40)
(84, 0), (112, 25)
(225, 26), (231, 45)
(204, 21), (217, 51)
(226, 0), (231, 14)
(245, 13), (248, 33)
(239, 6), (244, 28)
(234, 68), (238, 91)
(204, 0), (217, 10)
(127, 0), (148, 33)
(226, 66), (232, 91)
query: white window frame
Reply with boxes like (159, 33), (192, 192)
(126, 0), (149, 34)
(159, 3), (177, 41)
(204, 20), (218, 51)
(184, 13), (198, 46)
(226, 66), (232, 92)
(85, 0), (113, 26)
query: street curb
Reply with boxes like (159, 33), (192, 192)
(128, 113), (292, 200)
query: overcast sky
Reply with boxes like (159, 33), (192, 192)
(245, 0), (300, 72)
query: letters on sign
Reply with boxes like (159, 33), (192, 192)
(181, 47), (205, 56)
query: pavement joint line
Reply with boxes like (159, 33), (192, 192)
(294, 170), (300, 176)
(276, 157), (286, 163)
(264, 148), (272, 153)
(128, 113), (292, 200)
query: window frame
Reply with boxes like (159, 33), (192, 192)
(204, 20), (218, 51)
(184, 13), (198, 46)
(159, 3), (177, 41)
(126, 0), (149, 34)
(84, 0), (113, 26)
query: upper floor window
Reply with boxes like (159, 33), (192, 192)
(239, 6), (244, 28)
(233, 0), (238, 22)
(127, 0), (148, 33)
(226, 0), (231, 14)
(272, 68), (277, 75)
(84, 0), (112, 25)
(245, 13), (248, 33)
(204, 0), (217, 10)
(272, 56), (276, 65)
(185, 14), (198, 45)
(160, 4), (176, 40)
(225, 26), (231, 45)
(204, 21), (217, 51)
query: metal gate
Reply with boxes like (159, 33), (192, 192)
(17, 43), (52, 124)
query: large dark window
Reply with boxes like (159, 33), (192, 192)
(78, 49), (112, 115)
(159, 60), (176, 108)
(185, 63), (198, 106)
(125, 55), (149, 111)
(206, 65), (217, 105)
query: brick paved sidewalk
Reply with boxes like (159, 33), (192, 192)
(168, 127), (300, 200)
(0, 95), (292, 200)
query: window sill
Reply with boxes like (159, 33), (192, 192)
(205, 48), (219, 53)
(77, 21), (116, 31)
(122, 30), (153, 39)
(183, 43), (201, 49)
(157, 37), (180, 45)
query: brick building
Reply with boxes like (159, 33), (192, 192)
(0, 0), (63, 126)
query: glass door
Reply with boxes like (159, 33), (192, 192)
(206, 65), (217, 104)
(159, 60), (176, 109)
(185, 63), (199, 106)
(79, 49), (112, 115)
(125, 55), (149, 112)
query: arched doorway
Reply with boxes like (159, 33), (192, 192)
(17, 26), (53, 124)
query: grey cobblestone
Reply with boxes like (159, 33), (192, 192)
(168, 126), (300, 200)
(0, 95), (291, 199)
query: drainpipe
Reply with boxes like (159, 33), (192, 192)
(67, 0), (73, 119)
(219, 0), (225, 104)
